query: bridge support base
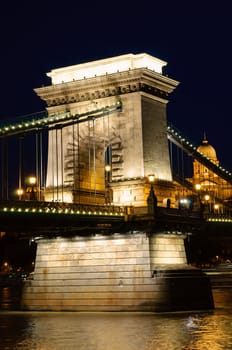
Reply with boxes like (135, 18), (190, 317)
(21, 232), (214, 312)
(151, 267), (214, 311)
(149, 233), (214, 311)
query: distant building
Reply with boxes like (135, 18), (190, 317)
(192, 133), (232, 214)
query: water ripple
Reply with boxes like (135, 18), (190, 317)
(0, 310), (232, 350)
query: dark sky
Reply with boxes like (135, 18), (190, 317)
(1, 3), (232, 169)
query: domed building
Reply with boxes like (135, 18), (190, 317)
(193, 133), (229, 212)
(193, 133), (219, 198)
(197, 132), (218, 165)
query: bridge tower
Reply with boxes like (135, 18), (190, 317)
(22, 54), (214, 312)
(35, 53), (179, 207)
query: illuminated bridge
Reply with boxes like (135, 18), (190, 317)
(0, 102), (232, 238)
(1, 53), (229, 312)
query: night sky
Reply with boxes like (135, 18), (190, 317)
(1, 3), (232, 170)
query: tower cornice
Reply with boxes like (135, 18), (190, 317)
(34, 68), (179, 108)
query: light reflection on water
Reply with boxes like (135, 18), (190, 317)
(0, 288), (232, 349)
(1, 310), (232, 350)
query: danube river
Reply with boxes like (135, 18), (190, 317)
(0, 280), (232, 349)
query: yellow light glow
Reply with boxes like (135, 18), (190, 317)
(148, 174), (155, 183)
(28, 176), (36, 185)
(195, 183), (201, 190)
(120, 190), (133, 204)
(105, 164), (111, 172)
(16, 188), (24, 196)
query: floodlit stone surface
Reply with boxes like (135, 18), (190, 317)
(35, 53), (179, 205)
(22, 233), (214, 312)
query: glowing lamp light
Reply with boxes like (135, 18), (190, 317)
(195, 184), (201, 191)
(105, 164), (111, 172)
(180, 198), (188, 204)
(148, 174), (155, 183)
(29, 176), (36, 185)
(16, 188), (24, 196)
(204, 194), (210, 201)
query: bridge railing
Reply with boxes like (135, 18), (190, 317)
(0, 101), (122, 138)
(0, 200), (125, 216)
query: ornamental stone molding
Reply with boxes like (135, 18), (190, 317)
(35, 68), (179, 109)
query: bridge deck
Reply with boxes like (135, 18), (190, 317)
(0, 200), (231, 238)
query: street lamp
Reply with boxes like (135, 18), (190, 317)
(214, 203), (219, 214)
(2, 261), (11, 273)
(148, 174), (155, 185)
(147, 174), (157, 216)
(26, 176), (37, 200)
(16, 188), (24, 200)
(204, 194), (211, 213)
(29, 176), (36, 186)
(105, 164), (111, 204)
(195, 183), (202, 211)
(105, 164), (111, 173)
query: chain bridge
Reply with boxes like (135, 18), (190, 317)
(0, 53), (230, 312)
(0, 101), (231, 237)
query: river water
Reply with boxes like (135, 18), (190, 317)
(0, 286), (232, 349)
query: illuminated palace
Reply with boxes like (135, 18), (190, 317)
(175, 132), (232, 216)
(192, 134), (232, 214)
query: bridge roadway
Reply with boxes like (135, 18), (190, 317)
(0, 200), (231, 238)
(0, 200), (125, 236)
(1, 108), (232, 221)
(0, 102), (122, 139)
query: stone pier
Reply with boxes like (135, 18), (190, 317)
(22, 232), (214, 312)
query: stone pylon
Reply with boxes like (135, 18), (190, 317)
(34, 53), (179, 206)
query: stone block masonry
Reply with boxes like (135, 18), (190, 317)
(35, 53), (179, 206)
(22, 232), (214, 312)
